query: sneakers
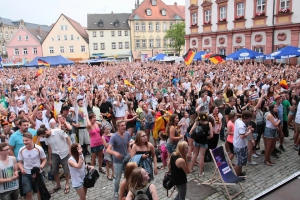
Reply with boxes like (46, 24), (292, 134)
(252, 153), (259, 158)
(279, 145), (286, 152)
(271, 152), (279, 158)
(247, 161), (258, 165)
(274, 148), (282, 154)
(198, 172), (205, 177)
(293, 145), (299, 150)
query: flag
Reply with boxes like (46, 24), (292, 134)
(183, 49), (195, 65)
(206, 54), (226, 64)
(34, 68), (43, 78)
(38, 59), (50, 67)
(124, 79), (134, 87)
(279, 79), (288, 89)
(71, 73), (77, 80)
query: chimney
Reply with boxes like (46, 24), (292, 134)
(137, 0), (140, 6)
(38, 26), (42, 35)
(174, 2), (177, 6)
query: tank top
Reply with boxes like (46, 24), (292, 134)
(89, 126), (103, 147)
(170, 154), (187, 185)
(103, 134), (111, 144)
(197, 122), (210, 144)
(68, 155), (85, 188)
(266, 115), (278, 129)
(167, 126), (180, 145)
(144, 109), (154, 123)
(0, 156), (19, 193)
(127, 113), (134, 122)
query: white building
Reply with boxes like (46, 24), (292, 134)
(87, 13), (132, 61)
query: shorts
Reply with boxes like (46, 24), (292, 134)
(166, 142), (177, 154)
(247, 133), (258, 140)
(73, 184), (84, 190)
(145, 122), (154, 130)
(91, 144), (104, 153)
(77, 128), (90, 145)
(193, 141), (208, 148)
(234, 146), (248, 167)
(51, 154), (70, 175)
(295, 123), (300, 133)
(227, 142), (234, 153)
(126, 121), (135, 129)
(264, 127), (278, 139)
(289, 111), (296, 116)
(22, 173), (44, 194)
(185, 132), (191, 138)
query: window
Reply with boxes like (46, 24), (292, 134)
(256, 0), (265, 13)
(118, 42), (123, 49)
(57, 35), (60, 41)
(135, 22), (140, 31)
(100, 43), (105, 50)
(69, 46), (74, 53)
(118, 31), (122, 36)
(156, 39), (161, 47)
(220, 7), (226, 19)
(169, 22), (173, 29)
(61, 25), (64, 30)
(93, 43), (98, 50)
(219, 48), (226, 55)
(5, 32), (8, 39)
(60, 46), (65, 53)
(14, 48), (19, 55)
(149, 22), (153, 31)
(169, 39), (174, 45)
(192, 13), (197, 25)
(163, 39), (167, 47)
(149, 39), (154, 48)
(64, 25), (68, 30)
(10, 32), (13, 38)
(100, 31), (104, 37)
(152, 0), (157, 6)
(254, 47), (264, 53)
(49, 47), (54, 54)
(125, 31), (128, 36)
(280, 0), (290, 9)
(70, 35), (74, 40)
(163, 22), (167, 31)
(142, 39), (146, 48)
(136, 40), (140, 48)
(125, 42), (129, 49)
(112, 42), (116, 49)
(77, 37), (80, 40)
(156, 22), (160, 31)
(93, 31), (96, 37)
(18, 35), (21, 41)
(205, 10), (211, 22)
(81, 46), (85, 52)
(24, 35), (29, 40)
(33, 48), (37, 55)
(64, 35), (67, 40)
(111, 31), (115, 37)
(146, 9), (152, 16)
(161, 9), (166, 16)
(235, 47), (242, 51)
(237, 3), (244, 17)
(141, 22), (146, 31)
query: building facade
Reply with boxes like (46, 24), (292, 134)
(129, 0), (185, 61)
(42, 14), (89, 61)
(87, 13), (132, 61)
(185, 0), (300, 64)
(5, 25), (48, 62)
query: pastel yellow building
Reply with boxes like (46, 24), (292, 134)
(129, 0), (185, 61)
(42, 14), (89, 61)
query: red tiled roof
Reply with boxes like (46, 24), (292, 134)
(129, 0), (185, 20)
(64, 15), (89, 41)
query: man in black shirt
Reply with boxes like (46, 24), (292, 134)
(99, 95), (113, 121)
(225, 97), (236, 124)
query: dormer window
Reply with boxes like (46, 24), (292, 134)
(146, 9), (152, 16)
(161, 9), (166, 16)
(114, 20), (119, 27)
(98, 20), (103, 27)
(152, 0), (157, 6)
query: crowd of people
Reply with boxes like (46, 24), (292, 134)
(0, 61), (300, 200)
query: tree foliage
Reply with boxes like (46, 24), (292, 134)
(164, 22), (185, 55)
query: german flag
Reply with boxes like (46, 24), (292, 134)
(206, 54), (226, 64)
(38, 59), (50, 67)
(183, 49), (195, 65)
(34, 68), (43, 78)
(279, 79), (288, 89)
(124, 79), (134, 87)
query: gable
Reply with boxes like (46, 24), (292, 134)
(133, 15), (140, 20)
(201, 0), (213, 7)
(5, 25), (41, 47)
(188, 4), (199, 11)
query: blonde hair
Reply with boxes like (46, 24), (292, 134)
(173, 141), (188, 163)
(127, 167), (147, 191)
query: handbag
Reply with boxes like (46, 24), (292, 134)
(191, 125), (205, 143)
(162, 170), (175, 197)
(83, 167), (100, 188)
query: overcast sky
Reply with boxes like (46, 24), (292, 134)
(0, 0), (185, 26)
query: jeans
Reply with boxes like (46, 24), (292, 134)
(174, 183), (187, 200)
(0, 189), (19, 200)
(113, 162), (124, 193)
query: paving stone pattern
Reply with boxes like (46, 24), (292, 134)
(34, 131), (299, 200)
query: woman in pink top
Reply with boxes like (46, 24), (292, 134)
(86, 113), (106, 174)
(226, 112), (236, 163)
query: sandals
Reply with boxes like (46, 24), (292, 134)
(264, 160), (272, 166)
(50, 187), (61, 194)
(64, 187), (70, 194)
(107, 175), (113, 181)
(99, 168), (106, 174)
(269, 160), (275, 165)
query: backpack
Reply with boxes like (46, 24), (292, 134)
(131, 183), (151, 200)
(191, 125), (205, 143)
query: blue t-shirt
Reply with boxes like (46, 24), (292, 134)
(9, 128), (37, 159)
(109, 132), (130, 163)
(172, 78), (180, 87)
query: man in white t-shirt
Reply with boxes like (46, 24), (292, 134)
(233, 110), (253, 176)
(196, 93), (211, 114)
(18, 132), (46, 200)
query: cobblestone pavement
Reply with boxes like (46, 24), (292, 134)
(33, 131), (299, 200)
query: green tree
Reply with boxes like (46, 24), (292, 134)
(164, 22), (185, 55)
